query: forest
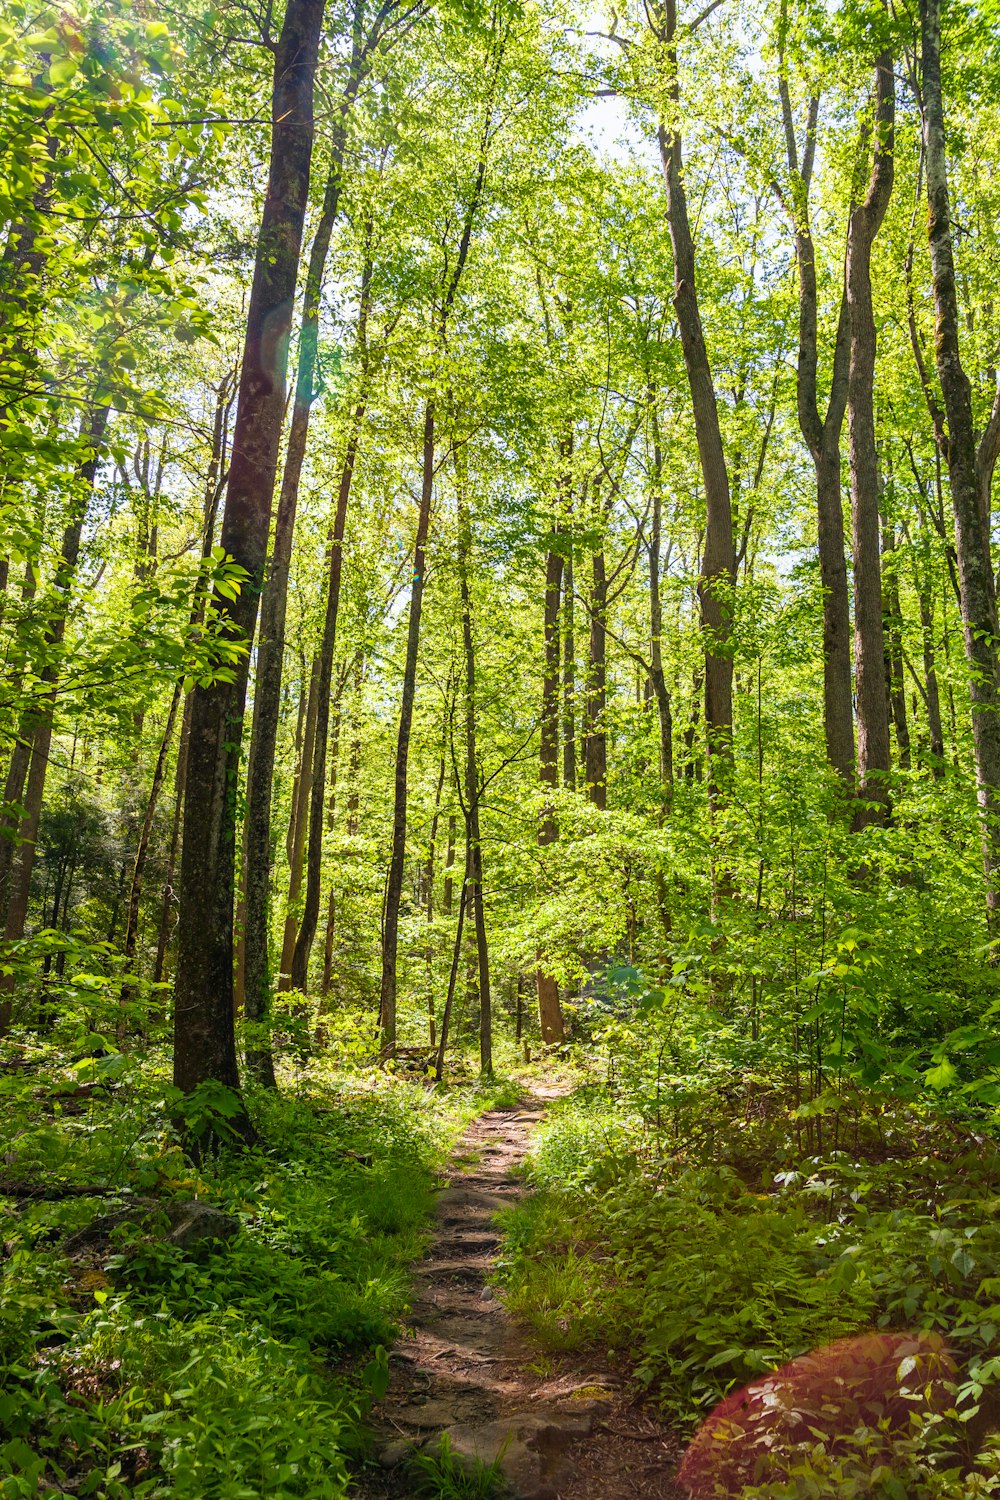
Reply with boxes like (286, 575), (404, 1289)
(3, 0), (1000, 1491)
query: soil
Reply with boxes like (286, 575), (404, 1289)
(350, 1089), (685, 1499)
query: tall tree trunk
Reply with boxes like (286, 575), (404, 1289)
(172, 0), (325, 1112)
(562, 550), (576, 789)
(379, 401), (435, 1050)
(776, 72), (855, 783)
(457, 474), (491, 1074)
(920, 0), (1000, 925)
(293, 381), (371, 990)
(536, 539), (565, 1043)
(648, 392), (674, 805)
(242, 20), (377, 1061)
(656, 11), (735, 796)
(848, 50), (895, 824)
(583, 549), (607, 810)
(153, 372), (232, 998)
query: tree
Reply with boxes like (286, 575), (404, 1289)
(172, 0), (327, 1111)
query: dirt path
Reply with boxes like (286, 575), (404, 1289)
(353, 1090), (684, 1500)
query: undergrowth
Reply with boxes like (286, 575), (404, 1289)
(0, 1024), (515, 1497)
(496, 1026), (1000, 1498)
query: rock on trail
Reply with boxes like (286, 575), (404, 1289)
(352, 1089), (683, 1500)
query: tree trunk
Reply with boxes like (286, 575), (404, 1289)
(443, 811), (457, 915)
(915, 568), (945, 772)
(536, 537), (565, 1043)
(882, 524), (911, 770)
(242, 32), (375, 1048)
(921, 0), (1000, 924)
(648, 392), (674, 805)
(172, 0), (325, 1113)
(279, 657), (320, 990)
(288, 390), (368, 993)
(776, 74), (855, 783)
(656, 21), (735, 795)
(583, 549), (607, 809)
(848, 51), (895, 824)
(457, 475), (491, 1075)
(379, 401), (435, 1051)
(562, 550), (576, 789)
(153, 693), (190, 990)
(119, 682), (182, 1026)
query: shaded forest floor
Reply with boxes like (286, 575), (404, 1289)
(7, 1030), (1000, 1497)
(354, 1090), (683, 1500)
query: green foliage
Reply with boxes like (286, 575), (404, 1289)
(497, 1077), (1000, 1451)
(408, 1434), (508, 1499)
(0, 1057), (491, 1495)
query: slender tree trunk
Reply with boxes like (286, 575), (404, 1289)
(656, 18), (735, 794)
(848, 51), (895, 824)
(583, 550), (608, 809)
(648, 394), (674, 806)
(915, 567), (945, 771)
(243, 143), (370, 1059)
(425, 739), (447, 920)
(434, 864), (469, 1081)
(562, 550), (576, 789)
(379, 402), (435, 1051)
(289, 393), (368, 993)
(536, 538), (565, 1043)
(457, 477), (491, 1074)
(375, 59), (494, 1049)
(921, 0), (1000, 924)
(172, 0), (325, 1113)
(882, 524), (911, 770)
(443, 811), (457, 915)
(119, 682), (182, 1025)
(279, 657), (320, 989)
(153, 693), (190, 990)
(776, 71), (855, 783)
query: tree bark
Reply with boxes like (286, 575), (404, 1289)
(242, 8), (380, 1055)
(921, 0), (1000, 924)
(848, 50), (895, 825)
(172, 0), (325, 1112)
(776, 76), (855, 783)
(656, 11), (735, 796)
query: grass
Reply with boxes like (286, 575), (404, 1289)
(408, 1434), (509, 1499)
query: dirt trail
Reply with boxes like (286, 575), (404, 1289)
(353, 1089), (683, 1500)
